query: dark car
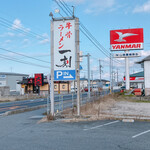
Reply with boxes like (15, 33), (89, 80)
(120, 86), (126, 90)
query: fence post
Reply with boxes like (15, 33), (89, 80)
(72, 93), (74, 108)
(62, 95), (63, 111)
(47, 96), (50, 115)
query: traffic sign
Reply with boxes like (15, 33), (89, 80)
(54, 70), (76, 81)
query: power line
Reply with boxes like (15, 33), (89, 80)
(80, 28), (110, 58)
(53, 0), (70, 16)
(59, 0), (73, 15)
(0, 16), (49, 41)
(0, 47), (50, 64)
(54, 0), (122, 65)
(0, 54), (49, 68)
(56, 0), (110, 56)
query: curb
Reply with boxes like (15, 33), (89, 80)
(2, 105), (46, 116)
(99, 114), (150, 121)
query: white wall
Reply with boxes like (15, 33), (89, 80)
(144, 61), (150, 95)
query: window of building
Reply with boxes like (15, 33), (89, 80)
(62, 85), (65, 89)
(54, 85), (57, 89)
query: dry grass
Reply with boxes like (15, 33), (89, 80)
(61, 95), (116, 121)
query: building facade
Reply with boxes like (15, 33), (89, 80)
(19, 76), (71, 96)
(124, 71), (144, 89)
(137, 55), (150, 96)
(0, 72), (29, 94)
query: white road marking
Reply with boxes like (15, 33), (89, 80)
(132, 129), (150, 138)
(84, 120), (119, 131)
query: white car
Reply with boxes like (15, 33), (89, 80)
(71, 87), (77, 93)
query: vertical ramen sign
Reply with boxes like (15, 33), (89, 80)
(54, 19), (76, 81)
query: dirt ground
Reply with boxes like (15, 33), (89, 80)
(61, 95), (150, 122)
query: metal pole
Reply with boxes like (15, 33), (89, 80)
(47, 74), (51, 115)
(62, 95), (63, 111)
(50, 20), (54, 116)
(125, 50), (130, 90)
(112, 54), (114, 91)
(47, 96), (50, 115)
(110, 53), (112, 94)
(91, 70), (93, 91)
(117, 69), (118, 86)
(72, 93), (74, 108)
(87, 53), (90, 100)
(72, 6), (75, 18)
(76, 18), (80, 116)
(99, 59), (101, 83)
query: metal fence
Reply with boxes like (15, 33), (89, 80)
(47, 89), (113, 114)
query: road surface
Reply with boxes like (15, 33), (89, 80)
(0, 108), (150, 150)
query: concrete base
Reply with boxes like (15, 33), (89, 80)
(145, 88), (150, 96)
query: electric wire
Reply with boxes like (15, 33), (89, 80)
(0, 47), (50, 64)
(53, 0), (70, 16)
(0, 54), (49, 68)
(0, 16), (48, 40)
(54, 0), (122, 64)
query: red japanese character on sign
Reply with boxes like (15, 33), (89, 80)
(59, 36), (64, 45)
(58, 25), (64, 31)
(65, 31), (72, 38)
(59, 44), (64, 49)
(65, 22), (72, 29)
(60, 32), (62, 37)
(58, 25), (64, 49)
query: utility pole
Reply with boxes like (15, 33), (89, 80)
(87, 53), (90, 100)
(99, 59), (103, 87)
(117, 69), (119, 86)
(76, 18), (80, 116)
(112, 54), (114, 91)
(91, 70), (93, 91)
(80, 53), (91, 100)
(110, 53), (112, 93)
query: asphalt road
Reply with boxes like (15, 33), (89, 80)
(0, 90), (115, 115)
(0, 93), (89, 115)
(0, 108), (150, 150)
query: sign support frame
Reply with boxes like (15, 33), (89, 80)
(125, 50), (130, 90)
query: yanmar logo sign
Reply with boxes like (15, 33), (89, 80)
(110, 28), (144, 51)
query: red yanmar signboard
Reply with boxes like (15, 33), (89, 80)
(110, 28), (144, 51)
(34, 74), (43, 86)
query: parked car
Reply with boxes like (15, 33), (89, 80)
(71, 87), (77, 93)
(81, 87), (92, 92)
(120, 86), (126, 90)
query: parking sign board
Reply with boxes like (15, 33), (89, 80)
(53, 19), (76, 81)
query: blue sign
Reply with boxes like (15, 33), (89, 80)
(54, 70), (76, 81)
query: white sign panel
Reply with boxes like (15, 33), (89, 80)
(113, 52), (141, 58)
(53, 19), (76, 81)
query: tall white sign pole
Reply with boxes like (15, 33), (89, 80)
(50, 20), (54, 116)
(125, 50), (130, 90)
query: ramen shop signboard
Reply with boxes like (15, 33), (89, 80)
(53, 19), (76, 81)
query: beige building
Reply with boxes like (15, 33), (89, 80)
(19, 77), (71, 96)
